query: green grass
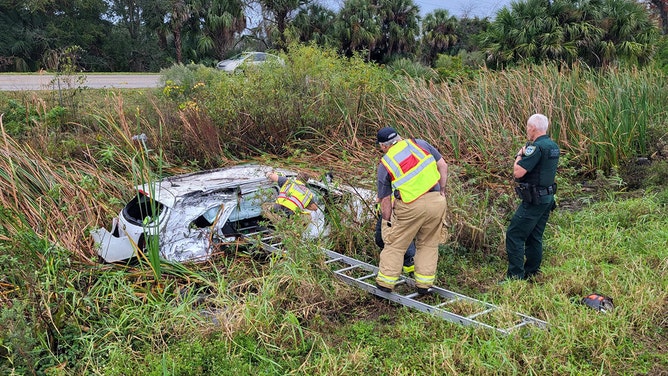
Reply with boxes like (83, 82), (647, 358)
(1, 191), (666, 375)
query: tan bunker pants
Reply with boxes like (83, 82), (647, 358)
(376, 191), (447, 290)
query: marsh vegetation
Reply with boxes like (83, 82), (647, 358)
(1, 46), (667, 375)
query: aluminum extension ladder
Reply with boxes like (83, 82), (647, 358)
(243, 229), (548, 335)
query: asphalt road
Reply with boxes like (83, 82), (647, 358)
(0, 74), (162, 91)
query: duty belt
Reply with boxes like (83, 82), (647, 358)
(536, 183), (557, 197)
(515, 182), (557, 204)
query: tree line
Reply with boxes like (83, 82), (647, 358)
(0, 0), (666, 73)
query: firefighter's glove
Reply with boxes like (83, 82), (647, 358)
(381, 219), (392, 245)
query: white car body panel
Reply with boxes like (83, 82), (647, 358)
(91, 218), (137, 263)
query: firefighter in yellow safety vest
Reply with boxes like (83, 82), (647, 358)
(375, 127), (449, 295)
(265, 171), (318, 224)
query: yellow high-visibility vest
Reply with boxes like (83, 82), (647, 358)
(381, 139), (439, 203)
(276, 179), (314, 212)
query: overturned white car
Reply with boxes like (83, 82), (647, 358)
(92, 164), (375, 263)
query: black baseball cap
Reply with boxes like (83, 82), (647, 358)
(377, 127), (398, 144)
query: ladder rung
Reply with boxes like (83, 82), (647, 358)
(404, 292), (420, 299)
(245, 229), (270, 236)
(238, 227), (259, 232)
(325, 257), (343, 264)
(355, 273), (376, 281)
(467, 308), (496, 320)
(335, 264), (361, 273)
(504, 320), (531, 332)
(434, 298), (459, 308)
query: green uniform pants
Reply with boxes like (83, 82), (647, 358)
(505, 199), (554, 279)
(377, 191), (447, 289)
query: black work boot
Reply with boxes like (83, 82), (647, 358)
(416, 287), (431, 295)
(376, 283), (393, 293)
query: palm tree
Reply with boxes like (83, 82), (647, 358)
(170, 0), (191, 64)
(589, 0), (659, 67)
(259, 0), (310, 50)
(421, 9), (459, 66)
(479, 7), (521, 69)
(193, 0), (246, 59)
(481, 0), (658, 69)
(142, 0), (172, 53)
(374, 0), (420, 63)
(334, 0), (382, 60)
(292, 4), (337, 46)
(480, 0), (595, 68)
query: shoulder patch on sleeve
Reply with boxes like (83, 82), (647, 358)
(525, 145), (537, 156)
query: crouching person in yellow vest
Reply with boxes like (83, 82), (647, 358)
(264, 171), (319, 232)
(375, 126), (449, 295)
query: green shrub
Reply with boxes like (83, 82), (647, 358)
(196, 44), (394, 158)
(386, 58), (439, 81)
(433, 52), (481, 81)
(0, 99), (29, 137)
(160, 63), (217, 101)
(654, 35), (668, 74)
(0, 300), (45, 375)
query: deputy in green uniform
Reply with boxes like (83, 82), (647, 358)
(505, 113), (560, 281)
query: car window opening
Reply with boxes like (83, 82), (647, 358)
(224, 190), (270, 235)
(190, 205), (223, 229)
(123, 193), (165, 226)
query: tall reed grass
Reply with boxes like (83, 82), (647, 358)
(0, 114), (125, 262)
(379, 65), (667, 174)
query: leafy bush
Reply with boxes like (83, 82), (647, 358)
(0, 300), (44, 375)
(386, 58), (439, 81)
(433, 52), (481, 81)
(195, 44), (394, 158)
(0, 99), (30, 137)
(160, 63), (217, 101)
(652, 35), (668, 75)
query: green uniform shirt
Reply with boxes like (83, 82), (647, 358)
(517, 134), (560, 203)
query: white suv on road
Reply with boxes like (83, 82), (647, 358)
(216, 52), (284, 73)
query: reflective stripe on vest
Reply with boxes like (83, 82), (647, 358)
(414, 272), (435, 286)
(276, 179), (314, 212)
(377, 271), (399, 286)
(381, 139), (440, 203)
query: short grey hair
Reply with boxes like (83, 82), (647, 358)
(528, 113), (549, 131)
(379, 135), (402, 147)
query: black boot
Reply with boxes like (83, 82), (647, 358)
(416, 287), (431, 295)
(376, 283), (393, 293)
